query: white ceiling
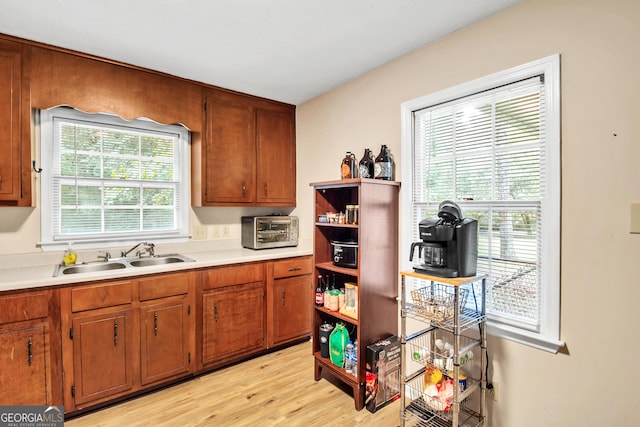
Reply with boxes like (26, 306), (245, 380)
(0, 0), (521, 105)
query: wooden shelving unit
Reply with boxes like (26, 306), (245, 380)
(310, 178), (400, 410)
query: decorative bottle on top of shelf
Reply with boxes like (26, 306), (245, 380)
(358, 148), (375, 178)
(341, 152), (358, 179)
(374, 144), (394, 180)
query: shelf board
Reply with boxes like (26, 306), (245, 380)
(310, 178), (401, 189)
(315, 262), (358, 277)
(314, 306), (359, 325)
(314, 222), (359, 229)
(400, 270), (488, 287)
(313, 351), (359, 385)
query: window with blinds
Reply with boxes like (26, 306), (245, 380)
(40, 108), (190, 248)
(402, 55), (562, 352)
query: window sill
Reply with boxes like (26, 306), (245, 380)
(487, 321), (565, 354)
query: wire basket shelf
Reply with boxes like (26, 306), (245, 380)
(403, 371), (481, 424)
(410, 284), (469, 322)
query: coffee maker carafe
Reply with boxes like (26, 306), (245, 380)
(409, 200), (478, 278)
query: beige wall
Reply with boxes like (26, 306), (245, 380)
(295, 0), (640, 425)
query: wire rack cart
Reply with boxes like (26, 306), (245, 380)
(400, 271), (488, 427)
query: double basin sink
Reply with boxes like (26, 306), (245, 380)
(54, 254), (195, 277)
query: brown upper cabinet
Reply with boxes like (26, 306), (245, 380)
(0, 38), (31, 206)
(196, 88), (296, 207)
(29, 46), (203, 131)
(0, 33), (297, 208)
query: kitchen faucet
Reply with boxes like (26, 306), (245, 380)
(121, 242), (155, 258)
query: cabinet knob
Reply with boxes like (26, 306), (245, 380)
(214, 303), (218, 322)
(264, 183), (268, 197)
(287, 266), (302, 272)
(242, 182), (246, 197)
(281, 288), (285, 305)
(114, 320), (119, 345)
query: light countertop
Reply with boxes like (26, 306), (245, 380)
(0, 240), (313, 293)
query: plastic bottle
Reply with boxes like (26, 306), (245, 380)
(344, 341), (355, 374)
(63, 243), (78, 266)
(352, 340), (358, 378)
(358, 148), (374, 178)
(374, 144), (394, 180)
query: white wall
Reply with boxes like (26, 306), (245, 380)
(295, 0), (640, 425)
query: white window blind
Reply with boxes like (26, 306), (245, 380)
(40, 108), (190, 248)
(402, 55), (563, 352)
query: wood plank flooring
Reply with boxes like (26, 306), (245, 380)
(65, 339), (401, 426)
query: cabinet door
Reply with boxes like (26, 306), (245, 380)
(72, 309), (134, 405)
(256, 107), (296, 205)
(0, 40), (22, 202)
(271, 275), (312, 346)
(0, 320), (50, 405)
(202, 282), (265, 366)
(203, 92), (256, 204)
(140, 296), (191, 386)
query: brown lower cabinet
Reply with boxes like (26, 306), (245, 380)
(202, 282), (266, 366)
(71, 308), (135, 406)
(61, 274), (195, 412)
(0, 255), (311, 415)
(0, 291), (61, 406)
(0, 319), (50, 404)
(268, 256), (313, 347)
(140, 296), (191, 386)
(198, 262), (267, 369)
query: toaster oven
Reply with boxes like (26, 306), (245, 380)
(241, 216), (299, 249)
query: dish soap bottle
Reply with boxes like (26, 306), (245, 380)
(63, 244), (77, 266)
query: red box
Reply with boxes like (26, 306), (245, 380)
(365, 335), (401, 413)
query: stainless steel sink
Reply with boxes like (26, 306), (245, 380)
(56, 261), (128, 276)
(53, 253), (195, 276)
(129, 254), (194, 267)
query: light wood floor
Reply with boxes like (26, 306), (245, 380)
(65, 339), (401, 426)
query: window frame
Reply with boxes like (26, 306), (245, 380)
(39, 107), (191, 251)
(400, 54), (564, 353)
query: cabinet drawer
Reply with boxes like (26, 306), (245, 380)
(139, 272), (190, 301)
(273, 257), (313, 279)
(200, 263), (264, 290)
(71, 281), (133, 312)
(0, 292), (48, 324)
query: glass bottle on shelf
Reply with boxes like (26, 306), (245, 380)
(315, 275), (325, 307)
(341, 152), (358, 179)
(358, 148), (374, 179)
(374, 144), (394, 180)
(324, 274), (331, 309)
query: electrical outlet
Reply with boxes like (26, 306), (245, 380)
(193, 225), (208, 240)
(221, 224), (230, 238)
(210, 225), (220, 239)
(488, 381), (499, 401)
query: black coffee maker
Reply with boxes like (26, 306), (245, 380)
(409, 200), (478, 278)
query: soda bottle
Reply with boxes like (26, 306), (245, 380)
(315, 275), (325, 307)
